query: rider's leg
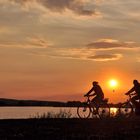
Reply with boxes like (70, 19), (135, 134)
(131, 95), (140, 106)
(91, 96), (103, 109)
(91, 97), (99, 114)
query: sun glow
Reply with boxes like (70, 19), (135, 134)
(109, 79), (118, 88)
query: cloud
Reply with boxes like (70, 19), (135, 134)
(30, 47), (122, 61)
(27, 37), (52, 48)
(0, 36), (51, 49)
(40, 0), (98, 16)
(87, 54), (122, 61)
(52, 52), (122, 61)
(24, 38), (125, 62)
(9, 0), (101, 17)
(87, 39), (138, 50)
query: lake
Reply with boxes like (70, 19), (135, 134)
(0, 107), (130, 119)
(0, 107), (78, 119)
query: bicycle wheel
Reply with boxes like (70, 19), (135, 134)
(119, 102), (134, 118)
(97, 104), (110, 119)
(77, 105), (91, 118)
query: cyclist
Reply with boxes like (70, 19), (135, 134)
(125, 80), (140, 105)
(84, 81), (104, 106)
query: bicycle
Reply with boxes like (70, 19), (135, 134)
(77, 96), (110, 119)
(118, 94), (135, 118)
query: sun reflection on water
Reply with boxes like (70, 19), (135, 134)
(110, 108), (118, 116)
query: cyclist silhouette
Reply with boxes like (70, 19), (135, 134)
(125, 80), (140, 105)
(84, 81), (104, 106)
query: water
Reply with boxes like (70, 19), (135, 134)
(0, 107), (132, 119)
(0, 107), (78, 119)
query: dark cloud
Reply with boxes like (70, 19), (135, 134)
(10, 0), (29, 4)
(10, 0), (100, 16)
(87, 39), (138, 50)
(40, 0), (98, 16)
(87, 54), (122, 61)
(50, 53), (122, 61)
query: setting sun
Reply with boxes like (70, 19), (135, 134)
(109, 79), (118, 88)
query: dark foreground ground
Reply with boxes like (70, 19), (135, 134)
(1, 118), (140, 140)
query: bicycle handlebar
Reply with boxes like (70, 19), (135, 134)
(126, 93), (135, 98)
(126, 94), (133, 101)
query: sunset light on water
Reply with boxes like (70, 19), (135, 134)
(110, 108), (118, 116)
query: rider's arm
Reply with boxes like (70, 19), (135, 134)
(85, 87), (94, 96)
(126, 87), (135, 95)
(92, 93), (96, 96)
(131, 92), (136, 95)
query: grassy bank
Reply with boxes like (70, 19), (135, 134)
(0, 118), (140, 140)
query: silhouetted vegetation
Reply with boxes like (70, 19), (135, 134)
(0, 118), (140, 139)
(33, 109), (72, 119)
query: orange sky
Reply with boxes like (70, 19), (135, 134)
(0, 0), (140, 103)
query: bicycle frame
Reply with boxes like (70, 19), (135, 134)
(85, 96), (110, 114)
(124, 94), (134, 106)
(77, 96), (110, 119)
(85, 95), (108, 106)
(84, 96), (91, 105)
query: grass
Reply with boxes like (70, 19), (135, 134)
(33, 109), (72, 119)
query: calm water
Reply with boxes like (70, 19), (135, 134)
(0, 107), (78, 119)
(0, 107), (126, 119)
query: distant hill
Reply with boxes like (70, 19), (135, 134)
(0, 98), (82, 107)
(0, 98), (121, 107)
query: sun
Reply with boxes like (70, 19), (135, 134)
(109, 79), (118, 88)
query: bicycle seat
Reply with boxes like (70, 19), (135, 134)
(102, 98), (108, 103)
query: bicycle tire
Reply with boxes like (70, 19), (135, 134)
(119, 102), (134, 118)
(77, 105), (91, 118)
(97, 103), (110, 119)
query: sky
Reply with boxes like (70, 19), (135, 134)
(0, 0), (140, 103)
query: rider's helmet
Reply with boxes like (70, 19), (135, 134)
(92, 81), (98, 86)
(133, 79), (139, 85)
